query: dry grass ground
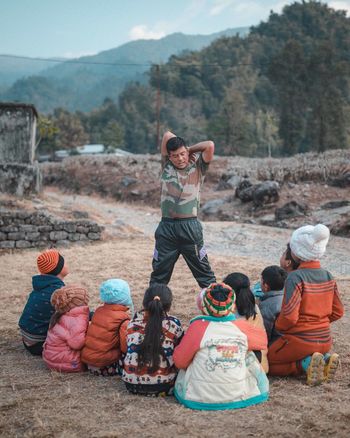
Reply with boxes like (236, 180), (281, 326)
(0, 237), (349, 438)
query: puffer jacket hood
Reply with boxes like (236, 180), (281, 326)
(19, 275), (65, 338)
(81, 304), (130, 368)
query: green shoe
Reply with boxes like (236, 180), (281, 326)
(324, 353), (340, 383)
(306, 352), (325, 386)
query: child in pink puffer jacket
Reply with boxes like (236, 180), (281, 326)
(43, 285), (89, 372)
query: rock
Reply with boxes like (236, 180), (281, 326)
(253, 181), (280, 207)
(235, 179), (254, 202)
(275, 201), (307, 221)
(202, 199), (226, 216)
(88, 232), (101, 240)
(50, 231), (68, 241)
(321, 200), (350, 210)
(329, 172), (350, 188)
(8, 232), (25, 240)
(63, 223), (77, 233)
(16, 240), (32, 248)
(25, 232), (41, 241)
(72, 210), (89, 219)
(0, 241), (15, 249)
(216, 175), (241, 191)
(56, 240), (70, 247)
(68, 233), (81, 241)
(330, 214), (350, 238)
(121, 176), (137, 187)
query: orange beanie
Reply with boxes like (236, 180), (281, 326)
(37, 249), (64, 275)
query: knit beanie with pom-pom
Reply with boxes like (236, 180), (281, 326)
(290, 224), (330, 261)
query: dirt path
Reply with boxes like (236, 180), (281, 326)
(44, 188), (350, 278)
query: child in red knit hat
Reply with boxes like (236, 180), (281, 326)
(19, 249), (69, 356)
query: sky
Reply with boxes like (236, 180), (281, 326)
(0, 0), (349, 58)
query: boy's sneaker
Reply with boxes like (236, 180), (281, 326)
(324, 353), (340, 383)
(306, 352), (325, 386)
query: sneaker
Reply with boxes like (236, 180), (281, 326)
(324, 353), (340, 383)
(306, 352), (325, 386)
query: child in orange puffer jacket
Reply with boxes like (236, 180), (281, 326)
(43, 285), (90, 372)
(81, 279), (133, 376)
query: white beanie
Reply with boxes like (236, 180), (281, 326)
(290, 224), (330, 261)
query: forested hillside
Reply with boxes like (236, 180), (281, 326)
(34, 1), (350, 157)
(0, 28), (248, 113)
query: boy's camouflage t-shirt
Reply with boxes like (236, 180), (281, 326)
(160, 153), (209, 218)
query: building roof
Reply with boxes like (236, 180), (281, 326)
(77, 144), (105, 154)
(0, 102), (39, 118)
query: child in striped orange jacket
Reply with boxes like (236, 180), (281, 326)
(268, 224), (344, 386)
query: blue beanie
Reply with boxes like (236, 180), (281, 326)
(100, 279), (133, 310)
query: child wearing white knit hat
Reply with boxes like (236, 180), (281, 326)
(268, 224), (344, 386)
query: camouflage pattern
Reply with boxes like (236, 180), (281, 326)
(160, 153), (209, 218)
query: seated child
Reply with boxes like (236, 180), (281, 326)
(174, 283), (269, 410)
(223, 273), (269, 372)
(252, 243), (299, 299)
(19, 249), (68, 356)
(43, 285), (90, 372)
(268, 224), (344, 386)
(258, 266), (288, 345)
(122, 283), (183, 396)
(81, 279), (132, 376)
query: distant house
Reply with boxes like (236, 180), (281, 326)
(0, 102), (38, 164)
(76, 144), (105, 155)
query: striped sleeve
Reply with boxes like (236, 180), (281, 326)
(330, 282), (344, 322)
(275, 274), (302, 332)
(173, 319), (209, 370)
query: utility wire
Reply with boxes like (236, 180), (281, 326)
(0, 53), (347, 68)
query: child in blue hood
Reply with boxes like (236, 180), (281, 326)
(19, 249), (69, 356)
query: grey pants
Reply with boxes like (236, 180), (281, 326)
(150, 217), (216, 288)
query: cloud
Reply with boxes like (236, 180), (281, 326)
(129, 25), (166, 41)
(328, 1), (350, 13)
(209, 0), (236, 16)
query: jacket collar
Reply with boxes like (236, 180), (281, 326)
(298, 260), (321, 269)
(260, 289), (284, 301)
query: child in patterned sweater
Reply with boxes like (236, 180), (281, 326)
(122, 283), (183, 396)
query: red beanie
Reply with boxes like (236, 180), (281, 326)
(37, 249), (64, 275)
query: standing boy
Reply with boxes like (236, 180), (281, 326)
(150, 131), (216, 288)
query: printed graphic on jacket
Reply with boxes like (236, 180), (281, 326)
(205, 338), (246, 372)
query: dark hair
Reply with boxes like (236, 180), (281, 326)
(261, 265), (288, 291)
(49, 311), (63, 329)
(286, 243), (300, 270)
(223, 273), (256, 320)
(137, 283), (173, 373)
(166, 136), (186, 154)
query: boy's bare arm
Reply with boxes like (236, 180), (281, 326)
(161, 131), (176, 157)
(188, 140), (215, 163)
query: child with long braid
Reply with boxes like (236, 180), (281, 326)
(122, 283), (183, 396)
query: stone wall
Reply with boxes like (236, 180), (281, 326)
(0, 209), (103, 249)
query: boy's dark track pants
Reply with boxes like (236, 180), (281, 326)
(150, 217), (216, 288)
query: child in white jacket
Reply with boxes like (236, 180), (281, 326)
(174, 283), (269, 410)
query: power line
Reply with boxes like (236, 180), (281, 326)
(1, 53), (347, 69)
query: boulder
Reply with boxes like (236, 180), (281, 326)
(235, 180), (254, 202)
(253, 181), (280, 207)
(275, 201), (307, 221)
(202, 199), (226, 216)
